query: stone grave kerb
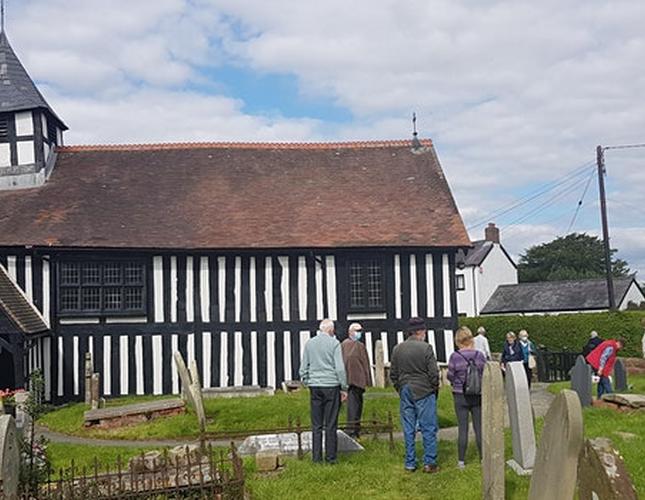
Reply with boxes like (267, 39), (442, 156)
(505, 361), (536, 475)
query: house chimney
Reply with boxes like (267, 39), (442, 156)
(485, 223), (500, 243)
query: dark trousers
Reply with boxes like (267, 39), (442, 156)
(453, 393), (482, 462)
(346, 385), (365, 438)
(310, 386), (341, 462)
(524, 364), (533, 388)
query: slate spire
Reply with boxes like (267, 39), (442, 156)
(0, 30), (65, 126)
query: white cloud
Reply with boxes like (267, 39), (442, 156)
(6, 0), (645, 275)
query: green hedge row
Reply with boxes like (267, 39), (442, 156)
(459, 311), (645, 357)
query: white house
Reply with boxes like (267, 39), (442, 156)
(456, 223), (518, 317)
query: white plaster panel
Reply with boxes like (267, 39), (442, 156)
(15, 111), (33, 136)
(17, 140), (35, 165)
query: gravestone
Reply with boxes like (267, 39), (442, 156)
(642, 331), (645, 358)
(613, 359), (627, 392)
(90, 373), (100, 410)
(528, 390), (583, 500)
(570, 355), (593, 407)
(374, 340), (386, 388)
(505, 361), (536, 475)
(13, 391), (29, 432)
(0, 415), (20, 500)
(238, 429), (363, 456)
(173, 352), (206, 434)
(174, 352), (193, 405)
(189, 360), (207, 434)
(577, 437), (637, 500)
(482, 362), (505, 500)
(84, 353), (93, 404)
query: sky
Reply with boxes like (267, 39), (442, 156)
(8, 0), (645, 277)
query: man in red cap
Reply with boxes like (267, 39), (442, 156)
(586, 336), (626, 399)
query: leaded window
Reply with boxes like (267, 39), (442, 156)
(347, 256), (385, 312)
(58, 260), (146, 315)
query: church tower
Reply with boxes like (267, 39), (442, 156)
(0, 26), (67, 189)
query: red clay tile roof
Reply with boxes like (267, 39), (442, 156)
(0, 140), (470, 250)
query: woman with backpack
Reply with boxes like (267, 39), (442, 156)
(447, 327), (486, 469)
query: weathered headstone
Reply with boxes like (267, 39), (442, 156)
(84, 352), (93, 404)
(173, 353), (206, 434)
(189, 360), (207, 434)
(482, 362), (505, 500)
(505, 361), (536, 475)
(13, 391), (29, 432)
(174, 352), (193, 404)
(613, 359), (627, 392)
(0, 415), (20, 500)
(570, 355), (593, 407)
(374, 340), (386, 388)
(238, 429), (363, 456)
(90, 373), (100, 410)
(641, 330), (645, 358)
(577, 437), (637, 500)
(528, 390), (584, 500)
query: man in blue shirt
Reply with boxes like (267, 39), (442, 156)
(300, 319), (348, 463)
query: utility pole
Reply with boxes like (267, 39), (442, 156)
(596, 145), (616, 310)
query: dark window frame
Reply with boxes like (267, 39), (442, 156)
(456, 274), (466, 291)
(345, 254), (387, 313)
(57, 259), (147, 317)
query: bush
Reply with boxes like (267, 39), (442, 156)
(460, 311), (645, 357)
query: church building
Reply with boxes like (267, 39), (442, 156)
(0, 29), (470, 402)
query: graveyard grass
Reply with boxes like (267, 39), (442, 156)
(39, 386), (458, 440)
(548, 373), (645, 495)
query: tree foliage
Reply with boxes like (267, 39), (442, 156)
(518, 233), (630, 282)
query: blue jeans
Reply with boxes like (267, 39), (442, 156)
(400, 385), (438, 469)
(597, 375), (612, 399)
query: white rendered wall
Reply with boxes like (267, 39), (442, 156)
(476, 244), (518, 314)
(456, 268), (476, 317)
(17, 140), (35, 165)
(0, 143), (10, 167)
(15, 111), (33, 136)
(619, 282), (645, 310)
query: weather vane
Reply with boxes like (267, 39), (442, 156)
(1, 0), (5, 33)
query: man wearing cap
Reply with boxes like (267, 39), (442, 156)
(390, 317), (440, 473)
(299, 319), (348, 464)
(341, 322), (372, 439)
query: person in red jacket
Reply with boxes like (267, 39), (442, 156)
(585, 337), (626, 399)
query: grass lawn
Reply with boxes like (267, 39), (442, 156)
(39, 386), (458, 440)
(548, 373), (645, 495)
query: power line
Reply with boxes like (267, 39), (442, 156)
(467, 160), (595, 230)
(604, 143), (645, 151)
(500, 174), (590, 230)
(565, 168), (596, 234)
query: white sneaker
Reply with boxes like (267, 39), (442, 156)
(457, 461), (466, 470)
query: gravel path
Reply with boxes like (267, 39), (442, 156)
(38, 383), (555, 448)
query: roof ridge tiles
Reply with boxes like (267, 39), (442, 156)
(58, 138), (433, 153)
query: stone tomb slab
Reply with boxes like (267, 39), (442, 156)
(203, 386), (275, 399)
(84, 399), (186, 428)
(238, 430), (364, 457)
(577, 437), (637, 500)
(0, 415), (20, 499)
(601, 393), (645, 409)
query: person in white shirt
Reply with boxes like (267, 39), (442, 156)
(473, 326), (492, 360)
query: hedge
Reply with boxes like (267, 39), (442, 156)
(459, 311), (645, 357)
